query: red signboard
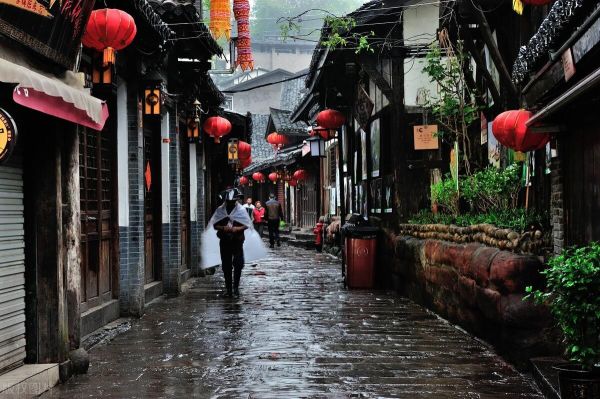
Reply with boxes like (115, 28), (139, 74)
(0, 0), (95, 69)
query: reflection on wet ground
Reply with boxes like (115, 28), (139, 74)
(44, 245), (542, 398)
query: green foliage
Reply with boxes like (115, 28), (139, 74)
(409, 208), (548, 233)
(431, 176), (459, 216)
(320, 16), (374, 54)
(525, 243), (600, 369)
(253, 0), (366, 42)
(422, 41), (481, 174)
(461, 164), (522, 213)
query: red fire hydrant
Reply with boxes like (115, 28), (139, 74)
(313, 218), (324, 252)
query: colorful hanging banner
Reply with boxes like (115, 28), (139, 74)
(209, 0), (231, 40)
(233, 0), (254, 70)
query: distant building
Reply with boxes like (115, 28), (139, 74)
(252, 41), (316, 73)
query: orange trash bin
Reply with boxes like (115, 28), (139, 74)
(344, 226), (378, 289)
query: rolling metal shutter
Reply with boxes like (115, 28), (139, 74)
(0, 165), (26, 372)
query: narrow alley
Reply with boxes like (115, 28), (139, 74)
(44, 246), (542, 398)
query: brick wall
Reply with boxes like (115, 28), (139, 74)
(119, 81), (145, 317)
(550, 154), (564, 255)
(161, 110), (182, 296)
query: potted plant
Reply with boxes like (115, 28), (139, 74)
(526, 243), (600, 399)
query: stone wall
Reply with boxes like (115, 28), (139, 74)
(391, 235), (558, 368)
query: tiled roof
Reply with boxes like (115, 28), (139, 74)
(249, 114), (274, 163)
(269, 107), (309, 137)
(243, 145), (303, 175)
(280, 69), (308, 111)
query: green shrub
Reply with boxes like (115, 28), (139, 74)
(461, 164), (522, 213)
(526, 243), (600, 369)
(431, 176), (459, 216)
(408, 208), (548, 233)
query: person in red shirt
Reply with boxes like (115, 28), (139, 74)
(252, 200), (266, 237)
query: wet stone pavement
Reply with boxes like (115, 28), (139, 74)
(44, 245), (542, 398)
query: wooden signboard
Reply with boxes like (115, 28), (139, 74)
(0, 0), (95, 69)
(354, 86), (374, 131)
(413, 125), (439, 150)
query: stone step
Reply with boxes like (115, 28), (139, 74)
(0, 364), (59, 398)
(293, 232), (315, 241)
(286, 239), (315, 250)
(531, 357), (561, 399)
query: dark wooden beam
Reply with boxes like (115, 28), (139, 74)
(471, 3), (519, 100)
(461, 28), (502, 108)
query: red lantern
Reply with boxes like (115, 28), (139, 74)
(252, 172), (265, 183)
(233, 0), (254, 71)
(316, 109), (346, 130)
(240, 156), (252, 169)
(82, 9), (137, 66)
(289, 179), (298, 187)
(522, 0), (552, 4)
(316, 126), (337, 140)
(239, 176), (249, 186)
(267, 132), (288, 151)
(293, 169), (307, 181)
(203, 116), (232, 143)
(238, 140), (251, 160)
(268, 172), (278, 184)
(492, 110), (550, 153)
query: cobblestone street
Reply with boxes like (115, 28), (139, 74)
(44, 245), (542, 398)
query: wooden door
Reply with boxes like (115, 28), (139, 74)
(143, 124), (160, 284)
(301, 175), (318, 228)
(79, 128), (114, 311)
(180, 137), (191, 272)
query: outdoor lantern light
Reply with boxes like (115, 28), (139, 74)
(204, 116), (232, 143)
(267, 132), (288, 151)
(308, 136), (326, 157)
(316, 109), (346, 130)
(82, 9), (137, 85)
(293, 169), (307, 181)
(187, 100), (202, 142)
(228, 138), (239, 165)
(252, 172), (265, 183)
(268, 172), (278, 184)
(240, 156), (252, 169)
(239, 176), (249, 186)
(238, 140), (251, 161)
(144, 83), (162, 116)
(491, 110), (550, 153)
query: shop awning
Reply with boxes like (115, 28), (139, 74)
(0, 45), (108, 131)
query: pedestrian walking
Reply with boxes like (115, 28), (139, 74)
(265, 193), (284, 248)
(201, 188), (267, 297)
(253, 200), (266, 237)
(242, 197), (255, 221)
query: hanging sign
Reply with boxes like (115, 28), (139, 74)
(0, 108), (18, 165)
(562, 48), (576, 82)
(0, 0), (95, 69)
(413, 125), (439, 150)
(354, 86), (374, 131)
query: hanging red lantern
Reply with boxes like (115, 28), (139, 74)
(239, 176), (249, 186)
(293, 169), (307, 181)
(252, 172), (265, 183)
(313, 126), (336, 140)
(82, 9), (137, 67)
(238, 140), (251, 160)
(267, 132), (288, 150)
(316, 109), (346, 130)
(203, 116), (232, 144)
(289, 179), (298, 187)
(268, 172), (278, 184)
(233, 0), (254, 71)
(240, 156), (252, 169)
(492, 110), (550, 153)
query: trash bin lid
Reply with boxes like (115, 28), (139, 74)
(343, 225), (379, 238)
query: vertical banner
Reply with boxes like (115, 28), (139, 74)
(370, 119), (380, 177)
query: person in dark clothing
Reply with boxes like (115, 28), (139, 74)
(265, 193), (283, 248)
(212, 188), (249, 297)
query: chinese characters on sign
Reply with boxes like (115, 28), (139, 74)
(413, 125), (439, 150)
(0, 0), (95, 68)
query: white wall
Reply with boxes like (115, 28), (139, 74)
(403, 2), (439, 46)
(117, 81), (129, 227)
(404, 58), (440, 107)
(161, 112), (170, 224)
